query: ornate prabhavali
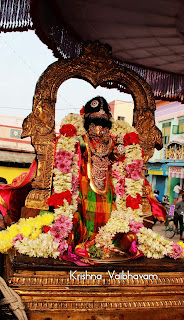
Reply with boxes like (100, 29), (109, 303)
(21, 41), (162, 217)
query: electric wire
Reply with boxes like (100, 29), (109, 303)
(0, 34), (80, 112)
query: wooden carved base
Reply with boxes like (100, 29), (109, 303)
(25, 190), (50, 210)
(3, 250), (184, 320)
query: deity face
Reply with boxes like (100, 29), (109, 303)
(95, 125), (104, 137)
(84, 96), (112, 132)
(88, 123), (110, 141)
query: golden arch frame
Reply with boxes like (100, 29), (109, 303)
(22, 41), (162, 210)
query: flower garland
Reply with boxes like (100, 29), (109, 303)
(92, 119), (144, 251)
(0, 113), (183, 260)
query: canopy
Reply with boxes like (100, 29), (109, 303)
(1, 0), (184, 101)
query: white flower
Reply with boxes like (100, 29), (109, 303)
(14, 233), (61, 259)
(60, 113), (85, 136)
(125, 178), (143, 196)
(125, 145), (142, 162)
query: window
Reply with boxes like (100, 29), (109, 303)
(178, 118), (184, 133)
(162, 122), (171, 144)
(172, 125), (179, 134)
(118, 116), (125, 121)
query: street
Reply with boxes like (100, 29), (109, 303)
(153, 221), (183, 242)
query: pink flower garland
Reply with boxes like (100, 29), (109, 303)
(167, 243), (183, 259)
(129, 221), (144, 234)
(50, 215), (73, 240)
(115, 178), (125, 197)
(49, 215), (73, 256)
(112, 167), (125, 197)
(72, 174), (79, 195)
(54, 149), (73, 174)
(13, 234), (23, 245)
(126, 160), (143, 180)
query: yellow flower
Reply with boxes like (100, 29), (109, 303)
(7, 224), (20, 238)
(18, 218), (27, 227)
(0, 230), (15, 253)
(21, 225), (32, 237)
(30, 229), (42, 240)
(39, 213), (54, 225)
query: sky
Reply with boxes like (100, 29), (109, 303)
(0, 30), (133, 121)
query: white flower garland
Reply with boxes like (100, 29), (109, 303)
(3, 113), (182, 260)
(94, 120), (144, 248)
(52, 114), (85, 221)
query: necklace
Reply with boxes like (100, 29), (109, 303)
(89, 139), (112, 157)
(84, 134), (111, 194)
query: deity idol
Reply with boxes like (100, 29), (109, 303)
(68, 96), (126, 249)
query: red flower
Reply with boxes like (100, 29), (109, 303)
(80, 105), (85, 115)
(59, 124), (77, 137)
(130, 198), (140, 209)
(123, 132), (139, 146)
(46, 190), (72, 208)
(126, 195), (132, 208)
(43, 226), (51, 233)
(126, 194), (142, 210)
(136, 193), (142, 204)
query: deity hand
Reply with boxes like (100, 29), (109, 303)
(110, 134), (125, 163)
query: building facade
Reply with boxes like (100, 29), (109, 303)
(109, 100), (134, 126)
(147, 101), (184, 204)
(0, 115), (61, 184)
(0, 115), (35, 183)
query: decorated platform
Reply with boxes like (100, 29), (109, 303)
(2, 250), (184, 320)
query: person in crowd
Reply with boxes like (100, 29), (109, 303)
(174, 193), (184, 240)
(153, 189), (162, 203)
(173, 182), (181, 205)
(0, 177), (7, 230)
(0, 177), (7, 185)
(145, 180), (167, 223)
(0, 161), (37, 230)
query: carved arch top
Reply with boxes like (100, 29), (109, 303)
(22, 41), (162, 209)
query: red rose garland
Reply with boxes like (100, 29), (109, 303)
(123, 132), (139, 146)
(126, 194), (142, 210)
(46, 190), (72, 208)
(59, 124), (77, 137)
